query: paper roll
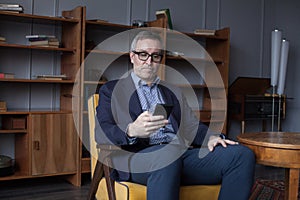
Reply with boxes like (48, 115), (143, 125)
(277, 39), (289, 95)
(271, 29), (282, 87)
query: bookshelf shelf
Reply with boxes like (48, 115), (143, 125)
(0, 78), (75, 83)
(0, 129), (27, 134)
(0, 43), (75, 52)
(86, 20), (132, 31)
(0, 10), (80, 24)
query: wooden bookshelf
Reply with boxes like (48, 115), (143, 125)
(0, 7), (83, 186)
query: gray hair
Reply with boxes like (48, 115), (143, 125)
(130, 30), (164, 51)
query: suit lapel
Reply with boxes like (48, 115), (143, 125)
(129, 91), (143, 120)
(118, 76), (143, 121)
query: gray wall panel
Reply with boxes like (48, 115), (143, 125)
(3, 0), (300, 135)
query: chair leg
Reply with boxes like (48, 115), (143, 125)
(103, 165), (116, 200)
(87, 160), (104, 200)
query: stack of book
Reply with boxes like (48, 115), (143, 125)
(0, 36), (6, 44)
(25, 35), (60, 47)
(0, 72), (15, 79)
(0, 4), (23, 13)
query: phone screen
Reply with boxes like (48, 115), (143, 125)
(151, 104), (173, 119)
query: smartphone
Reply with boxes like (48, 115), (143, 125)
(151, 104), (173, 119)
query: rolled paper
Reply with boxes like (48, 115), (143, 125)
(277, 39), (289, 95)
(271, 29), (282, 87)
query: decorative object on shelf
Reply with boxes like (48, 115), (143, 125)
(0, 4), (23, 13)
(132, 20), (147, 27)
(270, 29), (290, 131)
(156, 8), (173, 29)
(0, 155), (14, 177)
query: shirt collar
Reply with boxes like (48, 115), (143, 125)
(131, 72), (160, 89)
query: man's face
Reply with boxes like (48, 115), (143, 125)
(130, 38), (162, 83)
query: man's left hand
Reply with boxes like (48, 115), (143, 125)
(207, 135), (238, 151)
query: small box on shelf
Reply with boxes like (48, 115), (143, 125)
(2, 117), (26, 130)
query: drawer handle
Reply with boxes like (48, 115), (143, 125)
(33, 141), (40, 150)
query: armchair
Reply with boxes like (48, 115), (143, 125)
(87, 94), (221, 200)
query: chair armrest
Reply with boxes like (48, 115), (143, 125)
(96, 144), (121, 151)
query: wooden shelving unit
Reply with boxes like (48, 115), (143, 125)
(0, 6), (229, 186)
(0, 7), (83, 186)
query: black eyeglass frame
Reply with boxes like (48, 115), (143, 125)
(132, 50), (164, 63)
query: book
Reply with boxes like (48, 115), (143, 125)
(29, 38), (59, 47)
(36, 74), (67, 80)
(37, 77), (64, 80)
(29, 40), (49, 46)
(155, 8), (173, 29)
(0, 4), (21, 7)
(0, 10), (21, 13)
(25, 35), (56, 39)
(0, 73), (15, 79)
(89, 19), (109, 23)
(0, 6), (23, 12)
(194, 29), (216, 36)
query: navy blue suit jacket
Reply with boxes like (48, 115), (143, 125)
(96, 75), (212, 180)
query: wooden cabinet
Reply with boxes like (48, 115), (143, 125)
(31, 113), (77, 176)
(0, 7), (83, 185)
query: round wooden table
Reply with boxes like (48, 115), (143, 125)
(237, 132), (300, 200)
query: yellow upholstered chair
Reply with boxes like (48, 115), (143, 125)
(87, 94), (221, 200)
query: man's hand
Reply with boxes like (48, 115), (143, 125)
(127, 111), (168, 138)
(207, 135), (239, 151)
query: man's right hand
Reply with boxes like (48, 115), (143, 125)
(127, 111), (168, 138)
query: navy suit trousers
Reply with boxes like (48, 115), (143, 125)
(129, 144), (255, 200)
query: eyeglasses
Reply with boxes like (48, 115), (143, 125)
(132, 51), (163, 63)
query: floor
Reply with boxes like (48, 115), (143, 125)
(0, 175), (91, 200)
(0, 165), (285, 200)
